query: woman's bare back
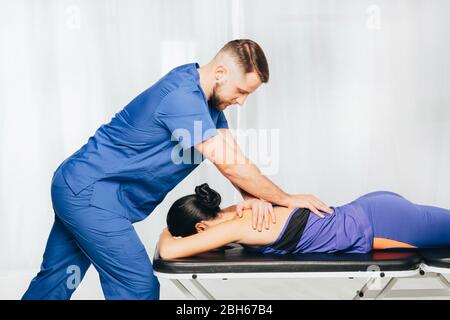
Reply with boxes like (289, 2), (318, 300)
(231, 206), (299, 247)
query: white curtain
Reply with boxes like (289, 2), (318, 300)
(1, 0), (449, 299)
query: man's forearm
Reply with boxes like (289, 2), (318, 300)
(198, 128), (290, 206)
(231, 181), (255, 200)
(225, 164), (291, 207)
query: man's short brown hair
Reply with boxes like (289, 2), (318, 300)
(220, 39), (269, 83)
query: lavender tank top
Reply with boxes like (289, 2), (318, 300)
(242, 203), (373, 254)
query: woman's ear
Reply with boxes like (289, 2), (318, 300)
(195, 222), (209, 233)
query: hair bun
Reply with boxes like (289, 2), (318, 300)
(195, 183), (221, 209)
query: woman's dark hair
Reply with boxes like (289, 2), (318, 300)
(167, 183), (222, 237)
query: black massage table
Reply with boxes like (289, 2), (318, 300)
(153, 244), (450, 299)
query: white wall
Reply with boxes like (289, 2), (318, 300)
(1, 0), (449, 299)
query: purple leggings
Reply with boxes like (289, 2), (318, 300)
(351, 191), (450, 248)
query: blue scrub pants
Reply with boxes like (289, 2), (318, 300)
(352, 191), (450, 248)
(22, 169), (160, 300)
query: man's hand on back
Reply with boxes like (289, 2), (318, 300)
(236, 198), (276, 232)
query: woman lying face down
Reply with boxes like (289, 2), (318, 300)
(159, 183), (296, 259)
(158, 183), (450, 259)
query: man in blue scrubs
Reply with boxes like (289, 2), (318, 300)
(22, 39), (333, 300)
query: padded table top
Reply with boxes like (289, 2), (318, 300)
(153, 244), (424, 274)
(420, 248), (450, 269)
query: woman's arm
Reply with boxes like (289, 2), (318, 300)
(157, 219), (244, 259)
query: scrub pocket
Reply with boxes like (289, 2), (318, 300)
(51, 169), (96, 213)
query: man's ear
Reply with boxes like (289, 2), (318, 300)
(215, 65), (226, 81)
(195, 222), (208, 233)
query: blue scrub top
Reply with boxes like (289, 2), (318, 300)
(60, 63), (229, 222)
